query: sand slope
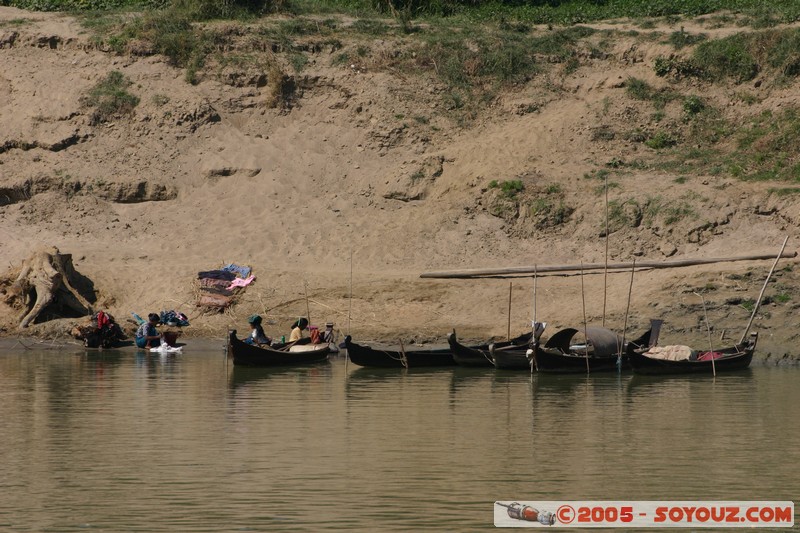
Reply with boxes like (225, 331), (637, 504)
(1, 7), (798, 360)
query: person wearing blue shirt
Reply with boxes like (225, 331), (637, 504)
(135, 313), (162, 348)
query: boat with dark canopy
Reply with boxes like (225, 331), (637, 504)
(530, 326), (627, 373)
(344, 336), (456, 368)
(227, 330), (330, 367)
(625, 319), (757, 375)
(447, 330), (533, 367)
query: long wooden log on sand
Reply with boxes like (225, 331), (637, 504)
(419, 251), (797, 279)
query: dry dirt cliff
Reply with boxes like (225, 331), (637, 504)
(1, 6), (799, 360)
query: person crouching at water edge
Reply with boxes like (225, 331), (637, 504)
(245, 315), (271, 346)
(289, 317), (309, 342)
(135, 313), (162, 349)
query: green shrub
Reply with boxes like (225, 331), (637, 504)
(500, 179), (524, 197)
(774, 292), (791, 303)
(81, 70), (139, 124)
(645, 131), (678, 149)
(607, 199), (642, 231)
(625, 77), (653, 100)
(693, 34), (758, 82)
(668, 28), (707, 49)
(653, 55), (702, 78)
(683, 95), (705, 116)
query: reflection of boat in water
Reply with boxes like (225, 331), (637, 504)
(345, 365), (455, 382)
(625, 368), (754, 395)
(529, 372), (626, 406)
(229, 364), (332, 390)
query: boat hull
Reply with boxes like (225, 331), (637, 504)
(344, 336), (455, 368)
(227, 330), (330, 367)
(626, 326), (757, 375)
(534, 347), (624, 373)
(627, 350), (753, 375)
(491, 347), (531, 370)
(447, 331), (532, 367)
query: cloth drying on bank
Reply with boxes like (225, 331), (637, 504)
(222, 264), (251, 278)
(196, 263), (254, 313)
(226, 275), (255, 290)
(199, 278), (233, 289)
(197, 270), (236, 281)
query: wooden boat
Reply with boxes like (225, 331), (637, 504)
(489, 344), (531, 370)
(447, 330), (533, 367)
(344, 336), (456, 368)
(531, 326), (627, 373)
(227, 330), (330, 367)
(625, 320), (758, 375)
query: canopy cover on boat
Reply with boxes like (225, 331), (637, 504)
(543, 327), (623, 357)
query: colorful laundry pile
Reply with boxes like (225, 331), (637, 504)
(196, 264), (255, 312)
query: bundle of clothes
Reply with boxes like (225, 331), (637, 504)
(196, 263), (255, 312)
(71, 310), (127, 348)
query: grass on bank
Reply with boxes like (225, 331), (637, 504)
(80, 70), (140, 124)
(8, 0), (800, 185)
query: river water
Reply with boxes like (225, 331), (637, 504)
(0, 340), (797, 532)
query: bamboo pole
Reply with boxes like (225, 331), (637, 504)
(621, 258), (636, 361)
(580, 262), (589, 375)
(603, 173), (609, 328)
(419, 251), (797, 279)
(531, 267), (537, 375)
(348, 250), (353, 336)
(304, 280), (311, 326)
(507, 282), (513, 341)
(695, 291), (716, 377)
(739, 236), (789, 344)
(532, 266), (537, 333)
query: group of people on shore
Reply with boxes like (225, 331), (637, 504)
(244, 315), (335, 347)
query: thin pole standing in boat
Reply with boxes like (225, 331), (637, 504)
(507, 281), (513, 341)
(740, 236), (789, 344)
(621, 257), (636, 364)
(304, 280), (312, 326)
(348, 250), (353, 337)
(531, 268), (537, 331)
(695, 291), (716, 377)
(531, 265), (537, 375)
(603, 173), (609, 327)
(346, 249), (353, 366)
(580, 262), (589, 374)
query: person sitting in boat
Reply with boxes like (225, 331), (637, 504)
(245, 314), (271, 346)
(289, 317), (309, 342)
(322, 322), (335, 344)
(135, 313), (162, 349)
